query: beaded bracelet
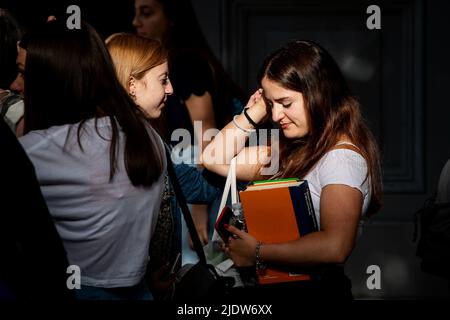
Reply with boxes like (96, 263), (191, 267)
(232, 115), (256, 133)
(255, 241), (266, 273)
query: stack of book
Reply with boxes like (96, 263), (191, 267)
(239, 178), (318, 284)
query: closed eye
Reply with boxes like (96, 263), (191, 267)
(273, 96), (292, 107)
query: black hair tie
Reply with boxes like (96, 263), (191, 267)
(243, 107), (258, 127)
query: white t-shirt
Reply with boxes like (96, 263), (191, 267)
(19, 117), (165, 287)
(303, 148), (370, 230)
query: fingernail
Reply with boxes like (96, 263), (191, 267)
(224, 224), (229, 228)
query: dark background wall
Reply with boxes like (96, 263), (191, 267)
(2, 0), (449, 299)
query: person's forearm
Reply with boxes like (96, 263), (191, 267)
(201, 104), (266, 169)
(260, 231), (354, 267)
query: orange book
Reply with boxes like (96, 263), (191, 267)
(239, 179), (318, 284)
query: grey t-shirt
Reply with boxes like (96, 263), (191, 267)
(19, 117), (165, 287)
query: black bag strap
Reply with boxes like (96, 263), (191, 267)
(164, 144), (207, 265)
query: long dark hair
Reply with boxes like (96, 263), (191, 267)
(154, 0), (246, 128)
(259, 40), (382, 215)
(23, 20), (163, 187)
(0, 8), (20, 89)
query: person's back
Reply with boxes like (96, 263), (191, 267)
(19, 117), (165, 288)
(18, 20), (166, 299)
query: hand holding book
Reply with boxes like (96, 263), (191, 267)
(237, 178), (318, 284)
(223, 224), (259, 268)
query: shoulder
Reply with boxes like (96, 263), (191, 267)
(18, 118), (112, 153)
(315, 149), (369, 193)
(19, 126), (64, 153)
(321, 148), (367, 166)
(319, 149), (368, 176)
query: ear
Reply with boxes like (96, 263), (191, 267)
(129, 76), (136, 98)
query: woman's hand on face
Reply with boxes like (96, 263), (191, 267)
(246, 89), (266, 114)
(223, 225), (258, 267)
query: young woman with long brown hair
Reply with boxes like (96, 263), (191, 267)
(201, 40), (382, 299)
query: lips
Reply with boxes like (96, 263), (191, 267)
(280, 123), (291, 129)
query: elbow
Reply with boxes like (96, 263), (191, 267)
(331, 251), (348, 264)
(198, 151), (207, 169)
(326, 243), (353, 264)
(199, 148), (210, 169)
(200, 146), (217, 172)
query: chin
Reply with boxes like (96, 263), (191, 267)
(282, 129), (295, 138)
(283, 129), (305, 139)
(149, 111), (161, 119)
(138, 31), (149, 39)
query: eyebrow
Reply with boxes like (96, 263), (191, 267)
(137, 5), (151, 11)
(264, 95), (291, 103)
(274, 97), (291, 103)
(158, 72), (169, 78)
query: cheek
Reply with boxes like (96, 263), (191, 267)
(143, 20), (155, 33)
(141, 17), (157, 33)
(156, 85), (166, 98)
(293, 105), (307, 123)
(146, 85), (165, 105)
(148, 16), (168, 38)
(135, 85), (152, 108)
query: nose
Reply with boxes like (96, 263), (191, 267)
(166, 80), (174, 95)
(10, 74), (24, 96)
(271, 104), (284, 123)
(132, 15), (141, 28)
